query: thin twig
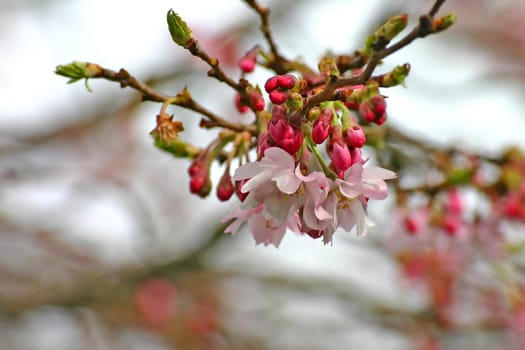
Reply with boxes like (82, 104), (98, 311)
(243, 0), (289, 74)
(99, 67), (255, 134)
(301, 0), (450, 116)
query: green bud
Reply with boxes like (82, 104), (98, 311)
(379, 63), (411, 87)
(286, 92), (304, 110)
(432, 13), (456, 33)
(318, 56), (340, 80)
(382, 14), (408, 41)
(307, 106), (321, 122)
(167, 9), (193, 47)
(365, 14), (408, 52)
(55, 61), (102, 92)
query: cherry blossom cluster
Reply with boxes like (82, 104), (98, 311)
(55, 1), (456, 247)
(222, 147), (396, 246)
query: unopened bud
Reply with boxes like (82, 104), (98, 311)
(189, 173), (211, 197)
(55, 61), (103, 91)
(167, 9), (193, 47)
(217, 170), (234, 201)
(432, 13), (456, 33)
(378, 63), (411, 87)
(312, 108), (333, 144)
(318, 57), (340, 79)
(328, 126), (352, 173)
(366, 14), (408, 52)
(276, 75), (297, 90)
(343, 124), (366, 148)
(235, 94), (249, 113)
(264, 76), (280, 92)
(238, 46), (259, 73)
(269, 90), (289, 105)
(286, 92), (303, 110)
(250, 91), (266, 111)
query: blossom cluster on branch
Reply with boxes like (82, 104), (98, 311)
(55, 0), (454, 247)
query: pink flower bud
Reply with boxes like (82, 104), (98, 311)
(189, 173), (211, 197)
(238, 57), (256, 73)
(269, 90), (289, 105)
(312, 119), (331, 144)
(249, 91), (266, 111)
(271, 105), (288, 120)
(359, 95), (387, 125)
(375, 113), (387, 125)
(264, 76), (279, 92)
(277, 74), (297, 89)
(280, 129), (303, 155)
(359, 101), (376, 123)
(343, 124), (366, 148)
(238, 47), (258, 73)
(188, 159), (203, 177)
(235, 94), (249, 113)
(269, 119), (303, 155)
(370, 95), (386, 115)
(328, 127), (352, 173)
(312, 108), (333, 144)
(217, 171), (234, 201)
(349, 147), (362, 165)
(257, 132), (272, 159)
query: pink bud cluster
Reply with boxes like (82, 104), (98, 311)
(266, 105), (303, 156)
(358, 95), (387, 125)
(264, 75), (297, 105)
(235, 90), (265, 113)
(188, 151), (235, 202)
(310, 105), (367, 176)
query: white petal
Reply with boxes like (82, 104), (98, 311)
(262, 147), (294, 169)
(350, 200), (370, 236)
(273, 169), (301, 194)
(232, 162), (265, 181)
(336, 178), (361, 199)
(362, 166), (397, 180)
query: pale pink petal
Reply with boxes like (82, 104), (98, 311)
(360, 167), (396, 200)
(349, 200), (374, 236)
(240, 169), (273, 193)
(222, 205), (262, 235)
(273, 169), (301, 194)
(362, 166), (397, 180)
(263, 192), (295, 224)
(248, 214), (287, 247)
(336, 178), (362, 199)
(232, 162), (265, 181)
(261, 147), (295, 169)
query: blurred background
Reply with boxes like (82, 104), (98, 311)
(1, 0), (525, 349)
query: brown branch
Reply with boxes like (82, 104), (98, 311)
(301, 0), (450, 116)
(185, 40), (244, 91)
(243, 0), (289, 74)
(98, 67), (256, 134)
